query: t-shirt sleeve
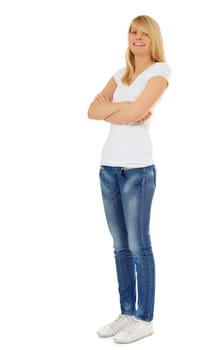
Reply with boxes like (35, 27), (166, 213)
(113, 68), (125, 85)
(145, 62), (171, 84)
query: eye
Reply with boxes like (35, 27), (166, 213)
(143, 32), (149, 36)
(130, 31), (137, 35)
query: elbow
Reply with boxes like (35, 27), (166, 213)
(87, 105), (95, 119)
(88, 106), (103, 120)
(88, 112), (95, 120)
(87, 109), (92, 119)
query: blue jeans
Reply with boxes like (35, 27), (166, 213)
(99, 165), (156, 321)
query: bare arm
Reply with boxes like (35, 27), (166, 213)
(87, 75), (166, 124)
(87, 76), (149, 122)
(104, 76), (168, 124)
(87, 77), (130, 120)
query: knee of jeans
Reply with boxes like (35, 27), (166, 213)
(129, 243), (153, 257)
(113, 240), (129, 252)
(114, 247), (132, 261)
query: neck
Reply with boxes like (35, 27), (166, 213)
(134, 56), (154, 73)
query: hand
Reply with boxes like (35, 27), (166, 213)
(136, 111), (152, 124)
(94, 93), (111, 104)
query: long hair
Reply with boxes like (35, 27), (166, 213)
(122, 15), (166, 85)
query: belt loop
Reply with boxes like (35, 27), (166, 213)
(121, 167), (125, 177)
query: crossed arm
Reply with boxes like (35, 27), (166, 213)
(88, 75), (168, 125)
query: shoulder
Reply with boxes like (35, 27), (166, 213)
(145, 62), (171, 83)
(113, 68), (125, 85)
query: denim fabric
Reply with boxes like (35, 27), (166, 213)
(99, 165), (156, 321)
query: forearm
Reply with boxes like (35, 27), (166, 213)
(88, 100), (130, 120)
(104, 103), (148, 125)
(104, 76), (168, 124)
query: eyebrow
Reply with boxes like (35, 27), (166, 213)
(130, 26), (147, 33)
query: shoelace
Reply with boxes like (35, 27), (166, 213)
(122, 319), (140, 334)
(110, 315), (133, 330)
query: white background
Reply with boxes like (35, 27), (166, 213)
(0, 1), (203, 349)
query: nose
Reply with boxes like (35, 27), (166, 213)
(135, 31), (143, 40)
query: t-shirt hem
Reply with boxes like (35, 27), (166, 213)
(100, 160), (154, 168)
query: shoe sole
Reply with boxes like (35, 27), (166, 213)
(114, 331), (153, 344)
(97, 332), (114, 338)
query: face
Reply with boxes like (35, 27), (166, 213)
(128, 24), (152, 57)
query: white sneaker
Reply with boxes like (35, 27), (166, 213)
(114, 319), (153, 344)
(97, 314), (135, 338)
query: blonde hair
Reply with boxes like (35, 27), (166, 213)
(122, 15), (166, 85)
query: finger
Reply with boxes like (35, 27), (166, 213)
(95, 94), (103, 102)
(102, 93), (110, 103)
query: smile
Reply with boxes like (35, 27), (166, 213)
(133, 43), (145, 47)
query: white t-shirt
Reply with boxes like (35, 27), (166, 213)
(101, 62), (170, 168)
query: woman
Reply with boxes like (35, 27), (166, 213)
(88, 15), (170, 344)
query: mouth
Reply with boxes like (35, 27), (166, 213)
(133, 43), (145, 47)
